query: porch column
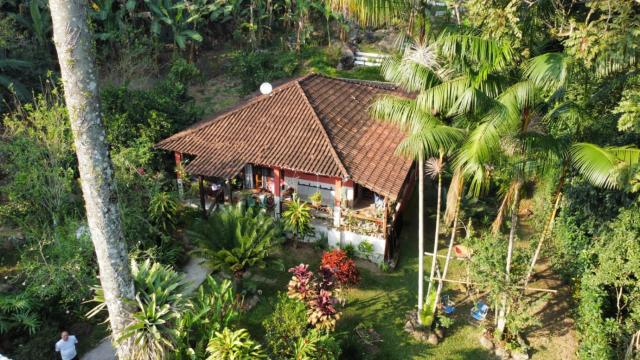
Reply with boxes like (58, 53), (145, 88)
(198, 175), (207, 218)
(223, 180), (232, 204)
(175, 152), (183, 198)
(333, 179), (341, 228)
(273, 167), (282, 217)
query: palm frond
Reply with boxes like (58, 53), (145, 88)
(524, 52), (570, 92)
(326, 0), (407, 26)
(380, 53), (442, 92)
(570, 143), (623, 189)
(438, 32), (515, 71)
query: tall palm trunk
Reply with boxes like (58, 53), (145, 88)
(497, 182), (521, 335)
(523, 167), (566, 290)
(433, 171), (463, 313)
(417, 154), (425, 323)
(49, 1), (135, 357)
(523, 190), (562, 290)
(427, 155), (444, 297)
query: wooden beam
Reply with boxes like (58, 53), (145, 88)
(425, 252), (469, 261)
(432, 276), (558, 294)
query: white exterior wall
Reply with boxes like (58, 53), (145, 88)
(308, 223), (386, 264)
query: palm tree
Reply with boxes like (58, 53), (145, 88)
(282, 197), (313, 246)
(188, 204), (282, 291)
(425, 152), (444, 298)
(371, 40), (464, 323)
(520, 52), (640, 290)
(49, 0), (135, 356)
(432, 166), (464, 314)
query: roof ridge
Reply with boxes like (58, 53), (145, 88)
(293, 80), (350, 179)
(307, 73), (398, 90)
(157, 79), (301, 147)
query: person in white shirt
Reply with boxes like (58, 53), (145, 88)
(55, 331), (79, 360)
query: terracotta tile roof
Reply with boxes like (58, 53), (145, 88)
(157, 74), (414, 200)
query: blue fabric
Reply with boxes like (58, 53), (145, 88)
(471, 301), (489, 321)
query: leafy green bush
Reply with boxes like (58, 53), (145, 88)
(227, 49), (299, 93)
(101, 58), (201, 150)
(0, 88), (80, 230)
(263, 293), (308, 358)
(576, 204), (640, 359)
(357, 240), (374, 260)
(206, 328), (266, 360)
(188, 204), (283, 291)
(339, 243), (356, 258)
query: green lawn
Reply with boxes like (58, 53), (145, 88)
(241, 189), (496, 359)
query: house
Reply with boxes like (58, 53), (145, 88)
(157, 74), (416, 262)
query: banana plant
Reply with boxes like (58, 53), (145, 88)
(144, 0), (203, 50)
(89, 0), (135, 42)
(12, 0), (52, 47)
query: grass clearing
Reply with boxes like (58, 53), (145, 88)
(240, 191), (497, 359)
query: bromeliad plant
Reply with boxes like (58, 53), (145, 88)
(88, 260), (243, 360)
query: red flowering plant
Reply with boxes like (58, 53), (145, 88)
(308, 289), (340, 331)
(287, 264), (315, 301)
(287, 263), (342, 332)
(321, 249), (360, 287)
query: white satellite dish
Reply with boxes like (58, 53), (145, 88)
(259, 82), (273, 95)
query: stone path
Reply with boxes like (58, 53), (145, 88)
(81, 257), (209, 360)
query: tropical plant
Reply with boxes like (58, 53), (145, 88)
(188, 204), (282, 290)
(144, 0), (203, 50)
(321, 249), (360, 287)
(176, 277), (239, 358)
(0, 294), (39, 336)
(282, 197), (313, 244)
(309, 191), (323, 205)
(263, 293), (308, 358)
(371, 39), (464, 323)
(287, 263), (316, 301)
(357, 240), (374, 260)
(307, 288), (340, 332)
(88, 260), (188, 359)
(425, 152), (445, 298)
(206, 328), (266, 360)
(149, 191), (181, 232)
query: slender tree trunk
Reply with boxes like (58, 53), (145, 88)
(433, 187), (461, 314)
(417, 154), (425, 323)
(49, 1), (135, 357)
(523, 167), (566, 290)
(497, 183), (521, 335)
(523, 191), (562, 290)
(427, 167), (443, 297)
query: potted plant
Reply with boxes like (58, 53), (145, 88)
(309, 191), (322, 206)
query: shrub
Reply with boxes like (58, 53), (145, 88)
(309, 191), (323, 205)
(263, 293), (308, 358)
(287, 264), (316, 301)
(321, 249), (360, 287)
(282, 198), (313, 243)
(293, 329), (341, 360)
(357, 240), (374, 260)
(227, 49), (299, 94)
(206, 328), (266, 360)
(286, 264), (342, 332)
(188, 204), (283, 291)
(307, 289), (341, 332)
(339, 243), (356, 259)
